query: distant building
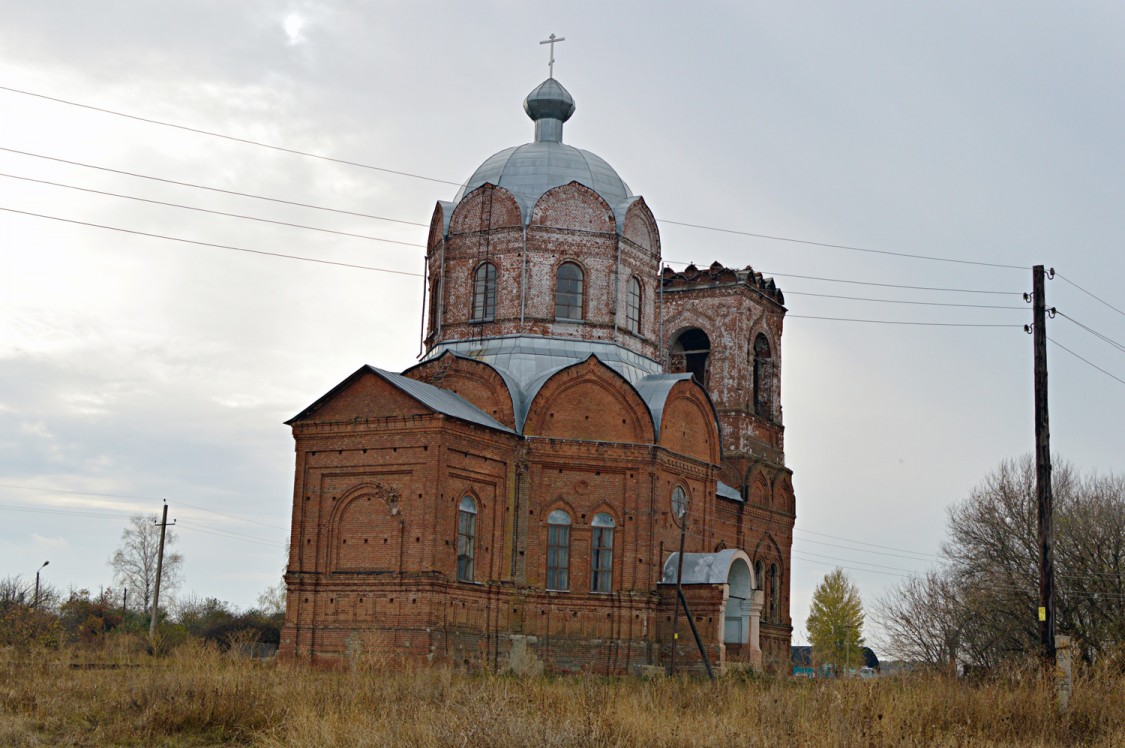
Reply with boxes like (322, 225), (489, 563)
(791, 645), (880, 677)
(280, 75), (795, 674)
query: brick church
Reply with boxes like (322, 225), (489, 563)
(279, 75), (795, 674)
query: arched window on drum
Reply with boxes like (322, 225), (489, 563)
(472, 262), (497, 321)
(555, 262), (584, 320)
(625, 276), (642, 334)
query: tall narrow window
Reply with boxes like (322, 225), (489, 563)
(555, 262), (584, 320)
(753, 333), (774, 419)
(457, 496), (477, 582)
(769, 563), (780, 623)
(626, 277), (642, 334)
(755, 560), (766, 618)
(546, 509), (571, 591)
(472, 262), (497, 321)
(428, 278), (442, 334)
(590, 513), (615, 592)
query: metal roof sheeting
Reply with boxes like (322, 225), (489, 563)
(367, 367), (515, 434)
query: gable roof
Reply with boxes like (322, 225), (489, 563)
(286, 365), (515, 434)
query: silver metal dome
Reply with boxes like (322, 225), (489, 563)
(453, 78), (633, 222)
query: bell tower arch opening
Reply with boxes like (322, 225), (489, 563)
(752, 332), (775, 420)
(670, 328), (711, 387)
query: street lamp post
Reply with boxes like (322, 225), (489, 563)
(33, 561), (49, 608)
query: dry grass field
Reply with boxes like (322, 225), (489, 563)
(1, 641), (1123, 747)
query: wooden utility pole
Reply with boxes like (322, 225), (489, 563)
(149, 502), (173, 641)
(1031, 265), (1056, 664)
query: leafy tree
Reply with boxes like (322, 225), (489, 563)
(875, 456), (1125, 667)
(806, 568), (866, 674)
(109, 513), (183, 611)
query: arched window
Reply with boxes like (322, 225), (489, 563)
(472, 263), (497, 321)
(755, 560), (766, 617)
(671, 328), (711, 386)
(753, 333), (774, 419)
(456, 496), (477, 582)
(546, 509), (571, 591)
(769, 563), (780, 623)
(626, 277), (642, 334)
(428, 278), (442, 333)
(555, 262), (584, 320)
(590, 513), (615, 592)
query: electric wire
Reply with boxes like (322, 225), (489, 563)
(662, 262), (1019, 295)
(4, 207), (1030, 328)
(0, 147), (430, 228)
(660, 219), (1025, 270)
(1056, 272), (1125, 319)
(0, 85), (464, 187)
(1056, 312), (1125, 354)
(783, 291), (1027, 310)
(0, 206), (425, 277)
(1047, 336), (1125, 386)
(0, 86), (1067, 278)
(795, 528), (944, 560)
(0, 501), (284, 549)
(786, 315), (1021, 328)
(0, 172), (425, 248)
(0, 152), (1029, 298)
(0, 482), (288, 531)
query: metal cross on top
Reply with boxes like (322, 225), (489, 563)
(540, 33), (566, 78)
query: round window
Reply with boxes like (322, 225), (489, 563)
(671, 485), (689, 522)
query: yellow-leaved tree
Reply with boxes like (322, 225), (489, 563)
(806, 568), (865, 675)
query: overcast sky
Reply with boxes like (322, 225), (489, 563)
(1, 2), (1121, 649)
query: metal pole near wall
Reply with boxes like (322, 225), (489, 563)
(669, 510), (687, 675)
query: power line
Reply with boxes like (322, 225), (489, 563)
(784, 290), (1027, 310)
(176, 520), (287, 549)
(4, 200), (1028, 307)
(795, 528), (943, 559)
(663, 262), (1019, 295)
(794, 537), (942, 563)
(0, 86), (1041, 275)
(0, 85), (464, 187)
(787, 315), (1021, 328)
(1, 150), (1026, 297)
(1056, 311), (1125, 354)
(0, 206), (424, 277)
(0, 482), (288, 530)
(1047, 336), (1125, 386)
(661, 219), (1025, 270)
(1056, 272), (1125, 319)
(0, 172), (425, 248)
(0, 501), (131, 521)
(0, 147), (430, 228)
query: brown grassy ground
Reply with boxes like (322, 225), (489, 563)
(0, 642), (1122, 747)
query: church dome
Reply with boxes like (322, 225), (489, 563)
(453, 78), (633, 218)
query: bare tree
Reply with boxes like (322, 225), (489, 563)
(875, 456), (1125, 667)
(109, 513), (183, 611)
